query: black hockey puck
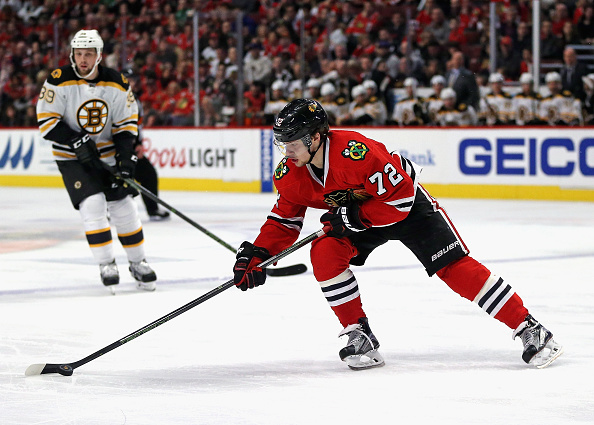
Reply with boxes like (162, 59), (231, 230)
(58, 364), (73, 376)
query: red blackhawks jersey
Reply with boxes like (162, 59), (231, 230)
(254, 130), (422, 255)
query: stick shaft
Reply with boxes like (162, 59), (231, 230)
(62, 228), (324, 372)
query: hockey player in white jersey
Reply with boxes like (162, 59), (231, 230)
(36, 29), (157, 293)
(512, 73), (544, 126)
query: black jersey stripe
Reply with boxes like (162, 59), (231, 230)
(321, 275), (356, 293)
(324, 285), (359, 303)
(485, 284), (512, 314)
(478, 277), (504, 308)
(267, 215), (304, 229)
(118, 228), (144, 248)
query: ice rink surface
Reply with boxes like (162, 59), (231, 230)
(1, 187), (593, 424)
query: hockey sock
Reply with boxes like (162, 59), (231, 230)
(318, 269), (365, 327)
(107, 196), (145, 263)
(436, 256), (528, 330)
(311, 236), (364, 327)
(79, 193), (114, 264)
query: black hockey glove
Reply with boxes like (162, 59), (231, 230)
(70, 133), (100, 168)
(320, 202), (370, 238)
(116, 151), (138, 179)
(233, 241), (271, 291)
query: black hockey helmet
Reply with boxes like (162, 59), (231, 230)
(273, 99), (329, 148)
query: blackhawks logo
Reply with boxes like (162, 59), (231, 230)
(274, 158), (290, 180)
(323, 188), (371, 207)
(342, 140), (369, 160)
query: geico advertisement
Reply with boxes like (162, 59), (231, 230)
(0, 130), (58, 175)
(141, 129), (260, 181)
(362, 128), (594, 188)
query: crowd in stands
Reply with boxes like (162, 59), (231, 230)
(2, 0), (594, 128)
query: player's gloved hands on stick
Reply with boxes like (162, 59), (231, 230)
(115, 152), (138, 195)
(233, 241), (271, 291)
(70, 133), (100, 168)
(320, 202), (370, 238)
(116, 152), (137, 179)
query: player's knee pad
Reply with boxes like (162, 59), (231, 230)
(311, 236), (357, 282)
(79, 193), (108, 224)
(107, 196), (139, 227)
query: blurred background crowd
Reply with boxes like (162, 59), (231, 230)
(2, 0), (594, 129)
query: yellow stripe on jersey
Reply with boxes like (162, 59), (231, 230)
(37, 112), (62, 119)
(52, 150), (76, 159)
(97, 81), (127, 92)
(112, 125), (138, 134)
(114, 114), (139, 125)
(39, 118), (59, 133)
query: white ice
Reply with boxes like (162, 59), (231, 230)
(1, 187), (593, 425)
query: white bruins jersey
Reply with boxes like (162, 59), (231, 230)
(264, 98), (289, 117)
(37, 65), (138, 163)
(478, 92), (513, 125)
(365, 95), (387, 125)
(437, 104), (477, 126)
(512, 92), (542, 125)
(392, 96), (425, 126)
(423, 93), (443, 125)
(539, 91), (583, 126)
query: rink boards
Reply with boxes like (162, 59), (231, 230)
(1, 127), (593, 201)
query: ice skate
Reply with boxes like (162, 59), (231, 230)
(148, 209), (170, 222)
(129, 259), (157, 291)
(100, 260), (119, 294)
(338, 317), (385, 370)
(513, 315), (563, 368)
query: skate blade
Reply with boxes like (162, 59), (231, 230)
(533, 340), (564, 369)
(345, 349), (385, 370)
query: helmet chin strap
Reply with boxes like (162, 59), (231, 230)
(306, 134), (326, 164)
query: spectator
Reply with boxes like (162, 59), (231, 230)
(392, 77), (427, 126)
(496, 36), (522, 81)
(514, 21), (532, 53)
(560, 46), (588, 101)
(478, 72), (513, 126)
(512, 72), (544, 126)
(445, 51), (480, 109)
(244, 42), (272, 85)
(423, 74), (446, 124)
(577, 5), (594, 44)
(426, 7), (450, 46)
(244, 82), (265, 126)
(436, 87), (478, 126)
(362, 79), (387, 126)
(540, 20), (563, 60)
(540, 71), (583, 126)
(263, 79), (288, 124)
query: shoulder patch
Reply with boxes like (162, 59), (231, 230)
(458, 103), (468, 111)
(274, 158), (290, 180)
(341, 140), (369, 161)
(51, 69), (62, 79)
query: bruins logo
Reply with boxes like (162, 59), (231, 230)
(342, 140), (369, 160)
(51, 69), (62, 79)
(323, 188), (371, 207)
(274, 158), (290, 180)
(77, 99), (108, 134)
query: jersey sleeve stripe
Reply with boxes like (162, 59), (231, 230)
(111, 125), (138, 134)
(39, 118), (59, 134)
(114, 115), (139, 125)
(267, 212), (304, 231)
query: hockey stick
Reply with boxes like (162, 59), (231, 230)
(25, 228), (325, 377)
(101, 162), (306, 277)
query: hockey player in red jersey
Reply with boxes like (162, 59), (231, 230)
(233, 99), (563, 370)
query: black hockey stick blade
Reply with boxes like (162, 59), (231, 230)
(266, 263), (307, 276)
(25, 228), (325, 377)
(100, 162), (307, 277)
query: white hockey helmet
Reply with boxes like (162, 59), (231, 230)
(519, 72), (533, 84)
(430, 75), (446, 86)
(362, 79), (377, 92)
(545, 71), (561, 83)
(404, 77), (418, 88)
(440, 87), (456, 100)
(306, 77), (321, 88)
(271, 79), (286, 91)
(488, 72), (504, 83)
(320, 82), (336, 97)
(70, 29), (104, 79)
(351, 84), (366, 98)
